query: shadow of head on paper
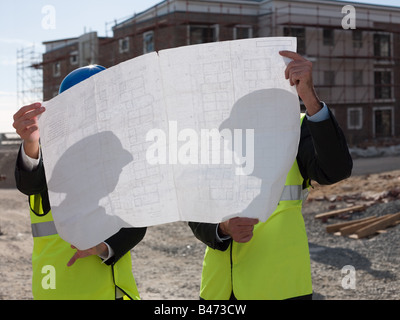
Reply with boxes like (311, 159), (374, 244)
(48, 131), (133, 250)
(219, 88), (299, 179)
(219, 88), (300, 217)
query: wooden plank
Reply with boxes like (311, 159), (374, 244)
(315, 205), (366, 220)
(339, 216), (387, 236)
(354, 212), (400, 239)
(326, 216), (377, 233)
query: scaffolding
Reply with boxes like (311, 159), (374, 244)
(16, 45), (43, 107)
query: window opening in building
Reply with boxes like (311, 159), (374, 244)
(353, 70), (363, 86)
(119, 37), (130, 54)
(374, 34), (391, 57)
(323, 29), (334, 46)
(53, 61), (61, 77)
(283, 27), (305, 54)
(374, 108), (393, 137)
(324, 70), (335, 86)
(234, 25), (253, 40)
(143, 31), (154, 54)
(189, 25), (219, 45)
(374, 71), (392, 99)
(352, 30), (363, 48)
(70, 51), (78, 65)
(347, 108), (362, 130)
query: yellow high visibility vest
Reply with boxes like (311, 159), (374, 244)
(200, 115), (312, 300)
(29, 194), (140, 300)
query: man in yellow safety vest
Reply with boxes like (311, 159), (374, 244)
(13, 65), (146, 300)
(189, 51), (353, 300)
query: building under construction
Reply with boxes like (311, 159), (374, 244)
(37, 0), (400, 145)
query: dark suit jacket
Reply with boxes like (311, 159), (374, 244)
(189, 108), (353, 251)
(15, 148), (146, 265)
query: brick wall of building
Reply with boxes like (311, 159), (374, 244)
(40, 0), (400, 145)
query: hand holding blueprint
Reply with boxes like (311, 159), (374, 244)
(39, 37), (300, 249)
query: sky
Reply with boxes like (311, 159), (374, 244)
(1, 0), (399, 133)
(0, 0), (160, 133)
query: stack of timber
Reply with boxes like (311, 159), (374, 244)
(315, 205), (400, 239)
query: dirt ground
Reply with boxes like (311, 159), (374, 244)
(1, 143), (399, 300)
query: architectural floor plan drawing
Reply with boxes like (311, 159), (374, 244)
(39, 37), (301, 250)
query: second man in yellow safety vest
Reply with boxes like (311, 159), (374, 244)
(189, 51), (353, 300)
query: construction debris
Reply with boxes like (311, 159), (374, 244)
(348, 213), (400, 239)
(323, 211), (400, 239)
(312, 172), (400, 239)
(325, 215), (377, 233)
(315, 205), (367, 221)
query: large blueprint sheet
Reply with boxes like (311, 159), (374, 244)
(39, 37), (300, 249)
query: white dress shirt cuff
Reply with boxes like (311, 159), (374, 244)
(305, 102), (330, 123)
(215, 224), (231, 242)
(99, 242), (115, 263)
(20, 142), (41, 172)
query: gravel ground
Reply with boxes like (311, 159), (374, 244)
(303, 199), (400, 300)
(1, 142), (399, 300)
(2, 187), (398, 300)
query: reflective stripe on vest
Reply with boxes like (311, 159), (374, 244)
(279, 185), (308, 202)
(31, 221), (58, 238)
(28, 194), (140, 300)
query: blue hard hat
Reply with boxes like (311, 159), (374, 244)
(59, 65), (106, 94)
